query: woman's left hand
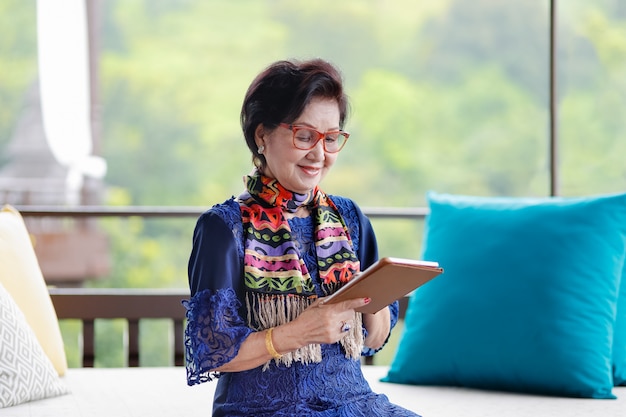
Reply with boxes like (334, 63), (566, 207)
(362, 306), (391, 351)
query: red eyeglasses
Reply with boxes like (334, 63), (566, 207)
(279, 123), (350, 153)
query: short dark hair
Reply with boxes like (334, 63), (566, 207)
(240, 58), (349, 169)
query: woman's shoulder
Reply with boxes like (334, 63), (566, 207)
(199, 197), (239, 217)
(328, 194), (370, 235)
(328, 195), (364, 217)
(196, 197), (242, 230)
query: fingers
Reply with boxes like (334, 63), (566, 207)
(295, 296), (371, 345)
(317, 296), (371, 311)
(343, 296), (371, 311)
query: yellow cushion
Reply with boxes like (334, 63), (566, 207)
(0, 205), (68, 376)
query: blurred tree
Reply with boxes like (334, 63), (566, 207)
(0, 0), (37, 161)
(559, 6), (626, 195)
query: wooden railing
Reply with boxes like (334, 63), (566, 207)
(49, 288), (188, 367)
(49, 287), (409, 367)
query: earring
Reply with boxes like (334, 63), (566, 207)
(258, 145), (265, 154)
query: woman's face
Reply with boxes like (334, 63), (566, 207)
(255, 97), (341, 194)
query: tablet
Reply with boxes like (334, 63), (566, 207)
(322, 257), (443, 314)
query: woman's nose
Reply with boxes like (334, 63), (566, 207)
(308, 140), (326, 159)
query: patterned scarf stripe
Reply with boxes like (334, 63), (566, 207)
(243, 272), (314, 293)
(245, 211), (289, 236)
(243, 249), (314, 294)
(243, 251), (302, 270)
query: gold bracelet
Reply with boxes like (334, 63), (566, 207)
(265, 327), (283, 359)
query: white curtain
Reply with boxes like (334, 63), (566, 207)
(37, 0), (106, 204)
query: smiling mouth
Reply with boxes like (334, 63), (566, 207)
(300, 166), (321, 175)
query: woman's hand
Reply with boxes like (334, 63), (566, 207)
(362, 307), (391, 350)
(210, 297), (371, 373)
(273, 297), (370, 351)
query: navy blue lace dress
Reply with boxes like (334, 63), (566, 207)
(184, 196), (420, 416)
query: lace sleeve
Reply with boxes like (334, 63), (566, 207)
(183, 287), (253, 385)
(185, 199), (253, 385)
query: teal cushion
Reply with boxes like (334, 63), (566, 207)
(615, 262), (626, 386)
(384, 192), (626, 398)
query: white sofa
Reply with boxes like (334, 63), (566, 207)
(3, 366), (625, 417)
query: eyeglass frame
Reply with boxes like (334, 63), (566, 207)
(278, 123), (350, 153)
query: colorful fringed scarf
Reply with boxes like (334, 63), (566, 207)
(238, 172), (363, 367)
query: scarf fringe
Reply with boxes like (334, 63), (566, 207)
(246, 292), (363, 370)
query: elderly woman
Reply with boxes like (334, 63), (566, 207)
(184, 58), (419, 416)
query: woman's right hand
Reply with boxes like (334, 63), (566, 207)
(272, 297), (370, 351)
(210, 297), (369, 373)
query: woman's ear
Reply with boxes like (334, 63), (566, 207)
(254, 124), (266, 149)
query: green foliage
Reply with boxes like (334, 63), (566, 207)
(557, 6), (626, 196)
(0, 0), (37, 159)
(58, 320), (82, 368)
(100, 0), (288, 206)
